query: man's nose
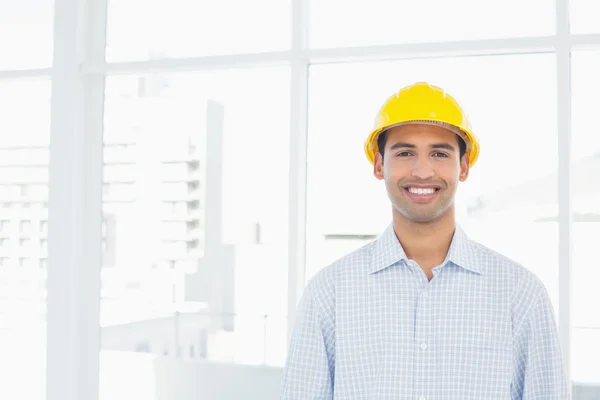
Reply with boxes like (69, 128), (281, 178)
(411, 156), (434, 180)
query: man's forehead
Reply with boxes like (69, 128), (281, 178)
(386, 125), (458, 145)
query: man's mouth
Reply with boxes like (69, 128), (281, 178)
(407, 187), (438, 195)
(404, 186), (440, 202)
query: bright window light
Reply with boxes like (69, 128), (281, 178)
(106, 0), (291, 62)
(0, 0), (54, 70)
(309, 0), (554, 48)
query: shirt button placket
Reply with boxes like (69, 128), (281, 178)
(414, 286), (431, 400)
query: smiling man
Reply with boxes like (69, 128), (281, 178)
(280, 82), (569, 399)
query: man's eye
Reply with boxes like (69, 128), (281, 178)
(396, 152), (412, 157)
(433, 152), (449, 157)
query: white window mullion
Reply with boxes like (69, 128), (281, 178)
(556, 0), (572, 387)
(287, 0), (310, 345)
(82, 36), (600, 77)
(47, 0), (107, 399)
(0, 68), (53, 80)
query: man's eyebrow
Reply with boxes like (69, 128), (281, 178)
(431, 143), (456, 152)
(388, 142), (456, 151)
(389, 142), (416, 150)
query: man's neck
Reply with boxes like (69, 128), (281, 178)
(392, 210), (456, 278)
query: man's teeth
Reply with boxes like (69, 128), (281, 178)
(408, 187), (436, 195)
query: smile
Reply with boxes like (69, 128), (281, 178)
(404, 186), (440, 202)
(408, 187), (436, 195)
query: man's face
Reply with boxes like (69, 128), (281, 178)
(373, 124), (470, 224)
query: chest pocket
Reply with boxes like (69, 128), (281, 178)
(433, 280), (513, 398)
(447, 343), (512, 398)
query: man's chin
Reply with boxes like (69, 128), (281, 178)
(396, 207), (446, 224)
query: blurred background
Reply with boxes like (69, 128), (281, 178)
(0, 0), (599, 399)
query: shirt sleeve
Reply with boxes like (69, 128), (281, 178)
(511, 283), (570, 400)
(279, 279), (336, 399)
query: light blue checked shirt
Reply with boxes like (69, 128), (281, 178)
(280, 224), (569, 399)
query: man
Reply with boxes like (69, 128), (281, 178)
(280, 82), (569, 399)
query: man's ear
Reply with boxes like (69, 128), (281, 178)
(459, 152), (470, 182)
(374, 152), (384, 180)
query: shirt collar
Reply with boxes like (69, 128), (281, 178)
(368, 223), (483, 275)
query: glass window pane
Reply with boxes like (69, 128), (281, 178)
(106, 0), (291, 62)
(571, 50), (600, 397)
(570, 0), (600, 34)
(0, 149), (48, 166)
(307, 54), (558, 313)
(0, 1), (54, 70)
(103, 164), (137, 183)
(100, 67), (290, 398)
(310, 0), (554, 48)
(0, 79), (50, 400)
(0, 81), (51, 147)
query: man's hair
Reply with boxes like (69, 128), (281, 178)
(377, 130), (467, 163)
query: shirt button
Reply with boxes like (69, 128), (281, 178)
(419, 396), (426, 400)
(420, 343), (427, 350)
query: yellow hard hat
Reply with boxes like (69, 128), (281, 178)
(364, 82), (480, 167)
